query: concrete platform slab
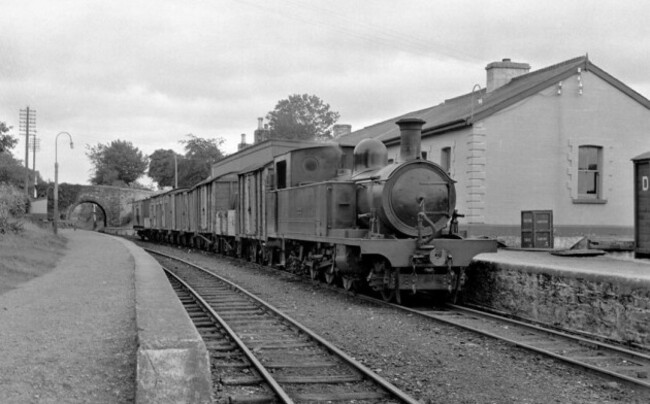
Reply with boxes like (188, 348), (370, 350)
(115, 237), (212, 404)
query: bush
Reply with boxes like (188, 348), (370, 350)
(0, 183), (28, 234)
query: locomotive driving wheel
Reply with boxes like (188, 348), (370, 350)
(374, 260), (401, 304)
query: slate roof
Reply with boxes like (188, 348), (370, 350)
(338, 56), (650, 147)
(632, 151), (650, 161)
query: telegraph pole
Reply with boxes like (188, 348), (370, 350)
(19, 106), (36, 197)
(30, 134), (40, 198)
(174, 153), (178, 189)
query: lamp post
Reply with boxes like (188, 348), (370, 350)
(53, 132), (73, 235)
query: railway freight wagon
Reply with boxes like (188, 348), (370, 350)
(135, 188), (187, 243)
(189, 173), (239, 251)
(135, 119), (496, 302)
(132, 197), (150, 230)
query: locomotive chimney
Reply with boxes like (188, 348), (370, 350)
(396, 118), (425, 162)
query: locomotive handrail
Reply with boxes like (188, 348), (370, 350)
(416, 197), (451, 246)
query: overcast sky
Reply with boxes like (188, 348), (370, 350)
(2, 0), (649, 186)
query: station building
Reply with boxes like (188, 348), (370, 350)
(337, 56), (650, 243)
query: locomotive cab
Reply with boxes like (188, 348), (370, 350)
(272, 144), (353, 189)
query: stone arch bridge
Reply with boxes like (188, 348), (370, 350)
(56, 184), (153, 228)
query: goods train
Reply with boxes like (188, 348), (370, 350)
(133, 118), (496, 302)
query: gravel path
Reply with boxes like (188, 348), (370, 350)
(155, 245), (650, 404)
(0, 230), (136, 404)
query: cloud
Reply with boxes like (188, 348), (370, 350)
(1, 0), (649, 186)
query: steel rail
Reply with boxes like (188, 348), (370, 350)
(147, 248), (422, 404)
(141, 241), (650, 392)
(443, 303), (650, 389)
(447, 303), (650, 362)
(355, 293), (650, 390)
(162, 265), (295, 404)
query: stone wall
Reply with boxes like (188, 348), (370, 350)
(62, 185), (153, 227)
(462, 260), (650, 348)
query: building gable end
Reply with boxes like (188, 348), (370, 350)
(467, 59), (650, 125)
(586, 63), (650, 110)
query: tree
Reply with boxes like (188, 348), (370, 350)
(265, 94), (340, 141)
(0, 121), (32, 189)
(177, 134), (225, 188)
(181, 134), (225, 162)
(87, 140), (148, 186)
(148, 149), (181, 189)
(0, 121), (17, 153)
(0, 152), (27, 185)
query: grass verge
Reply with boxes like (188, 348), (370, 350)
(0, 221), (67, 295)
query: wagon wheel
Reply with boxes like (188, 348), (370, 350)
(342, 276), (354, 291)
(376, 260), (401, 304)
(325, 264), (336, 285)
(245, 243), (255, 262)
(286, 254), (301, 274)
(309, 265), (319, 281)
(256, 244), (268, 266)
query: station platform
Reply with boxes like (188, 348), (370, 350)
(0, 230), (212, 404)
(465, 249), (650, 348)
(478, 248), (650, 282)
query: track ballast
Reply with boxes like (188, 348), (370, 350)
(150, 249), (420, 404)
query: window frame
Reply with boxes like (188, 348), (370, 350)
(574, 145), (607, 204)
(440, 146), (452, 173)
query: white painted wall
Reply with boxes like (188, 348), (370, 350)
(482, 71), (650, 232)
(383, 71), (650, 236)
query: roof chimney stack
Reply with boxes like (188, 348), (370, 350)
(238, 133), (248, 150)
(332, 124), (352, 138)
(485, 58), (530, 92)
(254, 117), (270, 144)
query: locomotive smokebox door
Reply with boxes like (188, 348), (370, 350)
(633, 152), (650, 258)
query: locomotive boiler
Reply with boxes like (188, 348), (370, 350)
(134, 118), (496, 303)
(320, 118), (496, 302)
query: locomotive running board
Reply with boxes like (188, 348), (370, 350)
(427, 238), (498, 267)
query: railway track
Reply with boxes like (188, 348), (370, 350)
(148, 249), (421, 404)
(140, 242), (650, 395)
(360, 295), (650, 391)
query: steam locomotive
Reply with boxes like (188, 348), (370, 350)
(133, 118), (496, 302)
